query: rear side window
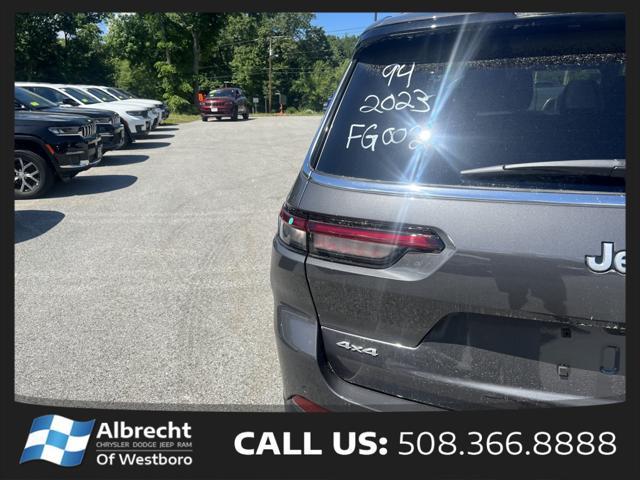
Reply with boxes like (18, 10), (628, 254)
(315, 17), (625, 192)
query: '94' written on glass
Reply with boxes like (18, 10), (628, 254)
(359, 63), (435, 114)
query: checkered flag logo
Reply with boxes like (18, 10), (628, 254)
(20, 415), (95, 467)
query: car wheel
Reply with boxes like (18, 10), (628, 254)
(14, 149), (54, 199)
(215, 117), (221, 121)
(201, 116), (208, 122)
(242, 111), (249, 120)
(231, 107), (238, 121)
(123, 125), (134, 147)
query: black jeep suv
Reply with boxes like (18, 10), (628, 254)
(15, 87), (124, 152)
(15, 111), (103, 199)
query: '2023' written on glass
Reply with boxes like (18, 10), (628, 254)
(347, 63), (436, 152)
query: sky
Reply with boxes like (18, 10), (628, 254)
(99, 12), (401, 37)
(311, 12), (399, 36)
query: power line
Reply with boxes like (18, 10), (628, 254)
(213, 25), (362, 49)
(323, 26), (369, 33)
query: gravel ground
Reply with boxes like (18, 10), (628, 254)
(15, 115), (322, 410)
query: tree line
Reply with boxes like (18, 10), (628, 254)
(15, 13), (358, 113)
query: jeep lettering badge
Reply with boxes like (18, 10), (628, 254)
(585, 242), (626, 275)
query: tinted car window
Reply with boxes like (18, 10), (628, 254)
(26, 86), (69, 104)
(106, 88), (127, 99)
(87, 88), (117, 102)
(315, 21), (625, 192)
(208, 89), (235, 98)
(15, 87), (57, 109)
(61, 87), (99, 104)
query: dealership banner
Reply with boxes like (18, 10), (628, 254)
(1, 401), (634, 478)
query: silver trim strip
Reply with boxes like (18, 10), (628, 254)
(306, 170), (625, 207)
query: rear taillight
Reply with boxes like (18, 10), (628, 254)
(277, 205), (444, 268)
(278, 207), (307, 251)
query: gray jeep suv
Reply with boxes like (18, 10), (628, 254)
(270, 12), (625, 411)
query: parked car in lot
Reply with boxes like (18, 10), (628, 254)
(271, 12), (625, 412)
(16, 82), (150, 146)
(199, 87), (249, 121)
(80, 85), (169, 122)
(15, 86), (124, 152)
(58, 85), (162, 130)
(14, 110), (102, 198)
(69, 85), (164, 128)
(322, 94), (333, 112)
(108, 87), (170, 121)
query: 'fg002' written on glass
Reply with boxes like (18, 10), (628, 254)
(346, 63), (436, 152)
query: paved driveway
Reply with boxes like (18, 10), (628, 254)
(15, 115), (322, 410)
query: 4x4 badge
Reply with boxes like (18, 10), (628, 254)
(336, 340), (378, 357)
(585, 242), (625, 275)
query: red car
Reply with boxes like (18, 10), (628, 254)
(199, 88), (249, 121)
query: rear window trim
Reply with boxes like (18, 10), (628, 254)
(305, 168), (625, 207)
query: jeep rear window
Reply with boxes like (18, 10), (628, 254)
(315, 19), (625, 192)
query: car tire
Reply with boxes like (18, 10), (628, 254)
(231, 107), (238, 121)
(242, 111), (249, 120)
(215, 117), (221, 121)
(14, 149), (54, 199)
(201, 116), (208, 122)
(123, 125), (134, 147)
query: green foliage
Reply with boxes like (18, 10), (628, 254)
(15, 14), (62, 81)
(292, 59), (349, 110)
(15, 12), (358, 112)
(164, 94), (193, 113)
(15, 13), (112, 83)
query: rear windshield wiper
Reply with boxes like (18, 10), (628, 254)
(460, 159), (626, 178)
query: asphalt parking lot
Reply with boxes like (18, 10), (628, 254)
(15, 115), (322, 410)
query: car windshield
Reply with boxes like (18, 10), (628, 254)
(315, 16), (625, 193)
(61, 87), (100, 104)
(106, 88), (127, 100)
(87, 88), (118, 102)
(15, 87), (57, 109)
(208, 89), (235, 98)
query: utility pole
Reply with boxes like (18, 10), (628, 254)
(267, 35), (286, 114)
(268, 36), (273, 113)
